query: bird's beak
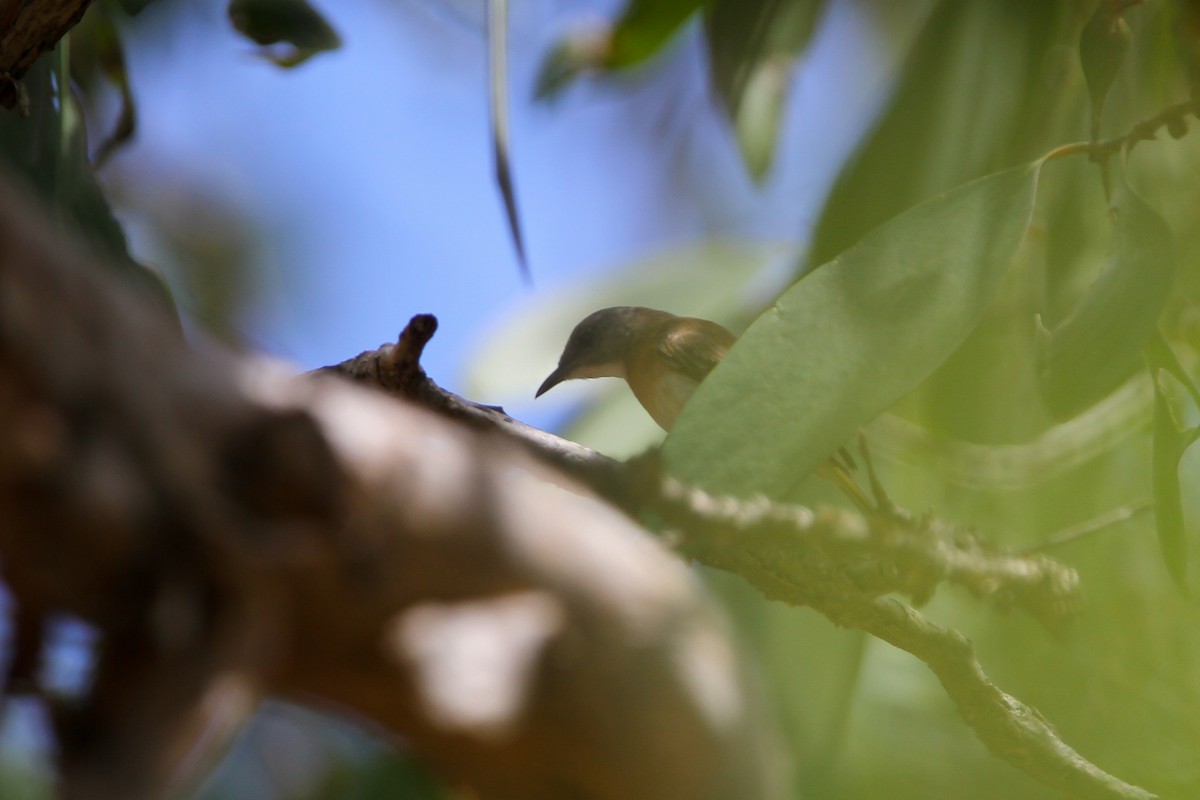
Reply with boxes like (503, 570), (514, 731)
(536, 366), (568, 398)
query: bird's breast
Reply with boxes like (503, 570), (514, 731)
(626, 352), (700, 431)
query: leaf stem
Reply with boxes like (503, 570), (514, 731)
(1046, 100), (1197, 162)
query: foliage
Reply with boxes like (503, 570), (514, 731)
(515, 1), (1200, 798)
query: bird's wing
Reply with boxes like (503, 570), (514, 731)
(656, 318), (737, 382)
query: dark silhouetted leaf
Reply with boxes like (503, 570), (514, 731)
(665, 162), (1043, 498)
(1079, 0), (1139, 139)
(488, 0), (528, 281)
(610, 0), (707, 67)
(704, 0), (823, 179)
(1037, 174), (1175, 419)
(0, 59), (176, 317)
(535, 0), (704, 99)
(1174, 0), (1200, 99)
(71, 4), (138, 166)
(116, 0), (161, 14)
(228, 0), (341, 68)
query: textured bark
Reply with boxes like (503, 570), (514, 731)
(0, 169), (783, 800)
(0, 0), (95, 109)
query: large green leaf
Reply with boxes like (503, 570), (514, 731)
(806, 2), (1076, 271)
(800, 2), (1084, 444)
(1037, 174), (1176, 420)
(664, 162), (1043, 498)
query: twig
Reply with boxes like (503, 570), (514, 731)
(651, 477), (1152, 800)
(1021, 499), (1154, 554)
(647, 474), (1082, 630)
(313, 317), (631, 504)
(1047, 100), (1197, 161)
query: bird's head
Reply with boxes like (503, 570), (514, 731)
(536, 306), (671, 397)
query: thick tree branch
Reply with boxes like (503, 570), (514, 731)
(0, 0), (95, 110)
(316, 322), (631, 505)
(0, 170), (782, 799)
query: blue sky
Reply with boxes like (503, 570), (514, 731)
(103, 0), (920, 429)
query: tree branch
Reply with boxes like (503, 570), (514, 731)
(1047, 100), (1199, 161)
(329, 323), (1154, 800)
(0, 168), (783, 800)
(651, 478), (1152, 800)
(315, 321), (631, 505)
(0, 0), (95, 110)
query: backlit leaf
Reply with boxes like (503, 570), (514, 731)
(665, 162), (1043, 498)
(1037, 174), (1175, 420)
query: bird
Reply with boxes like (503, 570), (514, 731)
(536, 306), (873, 510)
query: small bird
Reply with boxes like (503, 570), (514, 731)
(536, 306), (872, 510)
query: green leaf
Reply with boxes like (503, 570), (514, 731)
(807, 1), (1078, 271)
(704, 0), (823, 179)
(1079, 0), (1137, 138)
(535, 0), (704, 98)
(0, 58), (175, 315)
(227, 0), (341, 68)
(1037, 174), (1175, 419)
(729, 55), (790, 181)
(1173, 0), (1200, 100)
(1151, 368), (1192, 597)
(664, 162), (1043, 498)
(609, 0), (707, 68)
(71, 3), (138, 166)
(705, 0), (822, 114)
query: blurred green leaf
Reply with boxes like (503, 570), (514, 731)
(807, 1), (1076, 270)
(704, 0), (823, 179)
(72, 4), (138, 167)
(729, 54), (789, 181)
(665, 162), (1043, 498)
(1151, 367), (1193, 596)
(610, 0), (707, 68)
(115, 0), (161, 14)
(0, 58), (175, 315)
(227, 0), (341, 68)
(536, 0), (705, 98)
(1037, 174), (1175, 420)
(1080, 0), (1137, 139)
(705, 0), (821, 114)
(316, 752), (447, 800)
(487, 0), (528, 281)
(1173, 0), (1200, 100)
